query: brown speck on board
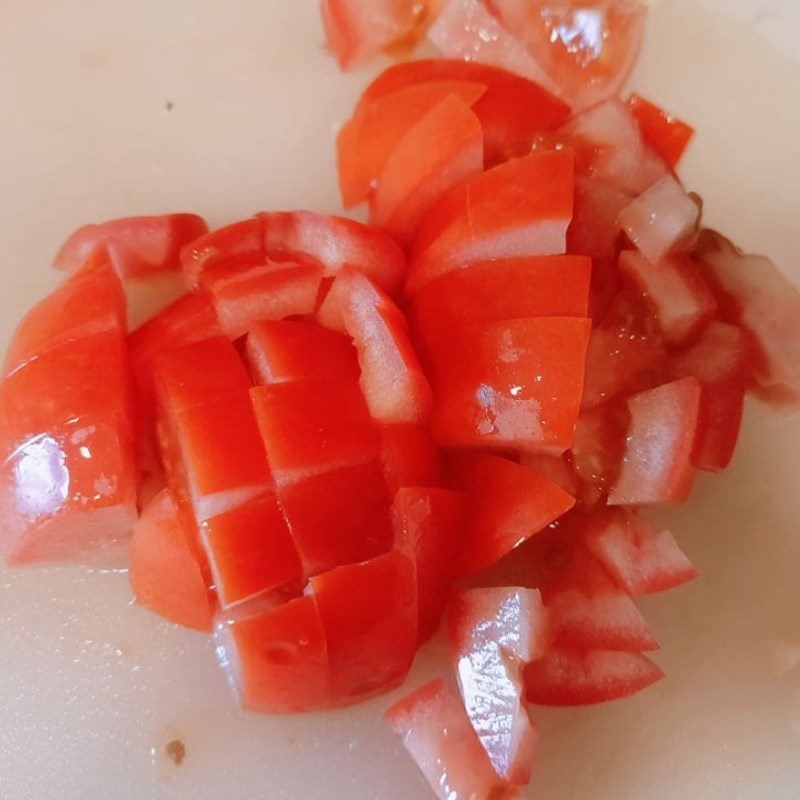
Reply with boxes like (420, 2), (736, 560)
(165, 100), (174, 112)
(164, 738), (186, 766)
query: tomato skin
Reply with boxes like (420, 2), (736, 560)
(448, 587), (548, 784)
(393, 486), (467, 641)
(356, 59), (570, 167)
(338, 79), (487, 209)
(310, 548), (417, 704)
(370, 94), (484, 247)
(54, 214), (208, 278)
(408, 149), (575, 293)
(448, 453), (576, 577)
(380, 424), (444, 494)
(216, 593), (330, 714)
(431, 317), (592, 455)
(609, 377), (702, 506)
(385, 679), (517, 800)
(525, 649), (664, 706)
(130, 488), (214, 631)
(628, 94), (694, 170)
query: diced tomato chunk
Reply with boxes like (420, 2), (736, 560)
(318, 269), (432, 424)
(129, 488), (214, 631)
(251, 380), (379, 480)
(206, 262), (324, 339)
(582, 508), (698, 596)
(409, 255), (591, 361)
(393, 486), (467, 641)
(356, 59), (570, 167)
(431, 317), (592, 455)
(448, 453), (575, 577)
(409, 149), (575, 293)
(310, 548), (417, 703)
(181, 218), (264, 287)
(370, 94), (484, 246)
(618, 175), (700, 265)
(486, 0), (647, 111)
(567, 177), (632, 259)
(244, 320), (359, 385)
(4, 257), (126, 378)
(618, 250), (716, 344)
(0, 414), (136, 565)
(276, 460), (394, 577)
(628, 94), (694, 170)
(322, 0), (426, 69)
(385, 679), (516, 800)
(448, 587), (547, 784)
(215, 594), (329, 714)
(200, 494), (302, 609)
(338, 79), (487, 208)
(379, 424), (443, 494)
(609, 377), (701, 505)
(54, 214), (208, 278)
(696, 231), (800, 404)
(518, 453), (578, 497)
(526, 649), (664, 706)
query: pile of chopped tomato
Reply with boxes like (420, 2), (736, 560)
(1, 1), (799, 798)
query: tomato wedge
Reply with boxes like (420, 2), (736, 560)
(526, 649), (664, 706)
(628, 93), (694, 170)
(355, 59), (570, 167)
(408, 149), (575, 293)
(448, 453), (575, 577)
(129, 488), (214, 631)
(448, 587), (548, 785)
(385, 679), (516, 800)
(370, 94), (484, 246)
(54, 213), (208, 278)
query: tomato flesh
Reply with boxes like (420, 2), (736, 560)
(379, 424), (444, 494)
(628, 93), (694, 170)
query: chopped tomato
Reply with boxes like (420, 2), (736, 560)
(526, 648), (664, 706)
(0, 414), (136, 565)
(206, 261), (324, 339)
(54, 214), (208, 278)
(129, 488), (214, 631)
(250, 380), (379, 480)
(448, 453), (576, 577)
(379, 424), (444, 494)
(385, 679), (516, 800)
(275, 460), (394, 577)
(568, 177), (632, 259)
(582, 508), (698, 596)
(609, 377), (701, 505)
(618, 250), (716, 344)
(427, 0), (557, 92)
(370, 94), (484, 246)
(448, 587), (548, 784)
(408, 149), (575, 293)
(486, 0), (647, 111)
(518, 453), (578, 497)
(618, 175), (700, 265)
(215, 593), (329, 714)
(555, 98), (667, 195)
(244, 320), (359, 385)
(318, 268), (433, 424)
(321, 0), (427, 70)
(310, 548), (417, 703)
(628, 93), (694, 170)
(393, 486), (467, 641)
(696, 230), (800, 404)
(338, 79), (487, 208)
(200, 494), (302, 609)
(409, 255), (591, 361)
(3, 256), (126, 378)
(431, 317), (592, 455)
(355, 59), (570, 167)
(181, 219), (264, 287)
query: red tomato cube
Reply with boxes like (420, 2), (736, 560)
(568, 177), (633, 259)
(244, 320), (359, 385)
(379, 424), (444, 495)
(609, 377), (702, 505)
(181, 218), (263, 287)
(310, 548), (417, 703)
(408, 149), (575, 293)
(129, 488), (214, 631)
(628, 94), (694, 170)
(385, 678), (514, 800)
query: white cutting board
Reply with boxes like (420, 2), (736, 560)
(1, 1), (799, 798)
